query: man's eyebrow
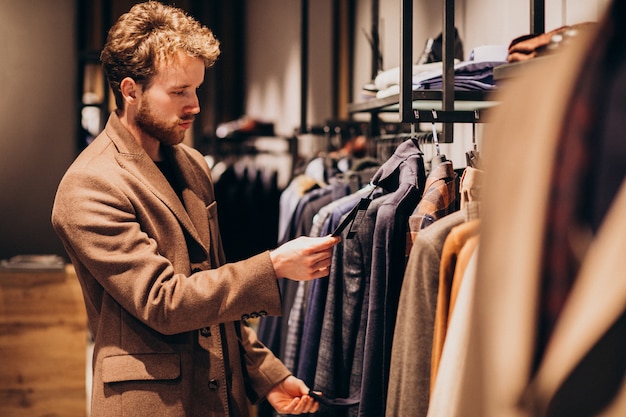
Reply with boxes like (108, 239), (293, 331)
(169, 82), (203, 89)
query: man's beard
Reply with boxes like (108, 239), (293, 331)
(135, 99), (190, 146)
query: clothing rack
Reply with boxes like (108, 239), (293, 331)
(348, 0), (546, 143)
(400, 0), (461, 142)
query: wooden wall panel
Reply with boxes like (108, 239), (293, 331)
(0, 266), (87, 417)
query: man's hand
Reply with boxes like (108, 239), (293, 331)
(270, 235), (340, 281)
(266, 375), (319, 415)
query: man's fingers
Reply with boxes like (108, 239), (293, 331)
(311, 256), (332, 271)
(304, 235), (341, 254)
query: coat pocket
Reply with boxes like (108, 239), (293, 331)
(101, 353), (180, 383)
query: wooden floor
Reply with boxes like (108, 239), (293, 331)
(0, 265), (87, 417)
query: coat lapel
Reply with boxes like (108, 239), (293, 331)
(167, 145), (212, 248)
(105, 113), (208, 254)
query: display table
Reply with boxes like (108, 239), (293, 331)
(0, 264), (87, 416)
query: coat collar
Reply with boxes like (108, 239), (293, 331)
(104, 113), (210, 256)
(371, 138), (425, 192)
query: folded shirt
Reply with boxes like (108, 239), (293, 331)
(374, 61), (447, 91)
(418, 60), (506, 91)
(375, 59), (506, 97)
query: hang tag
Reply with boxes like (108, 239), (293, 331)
(331, 197), (372, 239)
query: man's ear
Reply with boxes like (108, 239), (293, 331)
(119, 77), (139, 105)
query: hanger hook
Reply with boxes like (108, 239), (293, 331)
(430, 122), (441, 157)
(431, 109), (440, 153)
(472, 109), (480, 151)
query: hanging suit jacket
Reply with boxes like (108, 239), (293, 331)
(51, 113), (290, 417)
(360, 139), (425, 417)
(314, 193), (389, 417)
(457, 4), (626, 416)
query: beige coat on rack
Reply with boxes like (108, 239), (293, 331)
(456, 9), (626, 417)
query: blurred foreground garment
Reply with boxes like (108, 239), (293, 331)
(453, 1), (626, 416)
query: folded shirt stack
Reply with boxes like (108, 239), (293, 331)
(372, 45), (508, 98)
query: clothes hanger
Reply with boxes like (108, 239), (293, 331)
(465, 109), (482, 168)
(409, 123), (423, 151)
(430, 109), (448, 168)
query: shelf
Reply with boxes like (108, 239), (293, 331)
(347, 0), (499, 139)
(347, 0), (543, 136)
(348, 90), (498, 116)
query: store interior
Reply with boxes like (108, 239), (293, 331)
(0, 0), (615, 416)
(0, 0), (609, 262)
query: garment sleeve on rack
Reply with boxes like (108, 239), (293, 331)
(295, 201), (352, 387)
(430, 220), (481, 393)
(257, 179), (324, 376)
(426, 244), (479, 417)
(385, 210), (466, 417)
(281, 185), (353, 373)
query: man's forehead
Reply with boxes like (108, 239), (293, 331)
(153, 53), (205, 86)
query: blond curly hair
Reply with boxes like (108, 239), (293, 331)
(100, 1), (220, 110)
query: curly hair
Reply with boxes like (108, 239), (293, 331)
(100, 1), (220, 110)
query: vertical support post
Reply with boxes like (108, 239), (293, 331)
(531, 0), (546, 34)
(442, 0), (455, 143)
(300, 0), (309, 133)
(399, 0), (412, 123)
(371, 0), (380, 79)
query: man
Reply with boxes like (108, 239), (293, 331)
(51, 2), (339, 416)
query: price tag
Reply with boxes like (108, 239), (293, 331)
(331, 197), (372, 239)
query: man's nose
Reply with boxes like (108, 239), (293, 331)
(186, 93), (200, 114)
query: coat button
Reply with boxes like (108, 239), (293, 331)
(241, 314), (250, 321)
(208, 379), (219, 390)
(259, 310), (267, 317)
(200, 327), (211, 337)
(250, 312), (259, 319)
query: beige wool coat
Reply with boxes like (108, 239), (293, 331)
(455, 11), (626, 417)
(52, 113), (291, 417)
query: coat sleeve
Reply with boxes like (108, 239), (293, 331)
(235, 322), (292, 403)
(51, 158), (283, 337)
